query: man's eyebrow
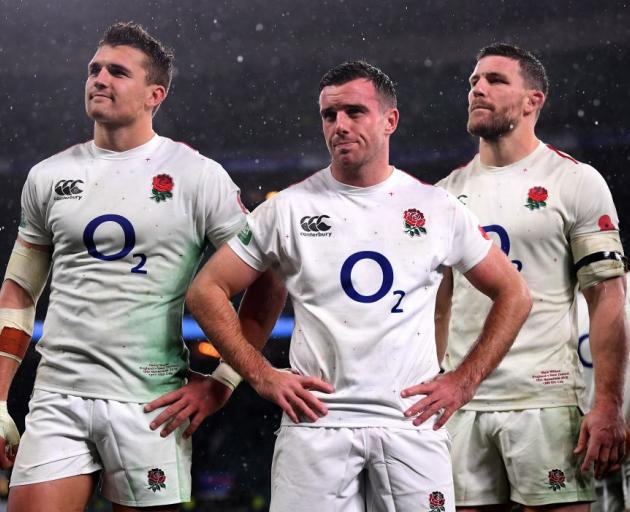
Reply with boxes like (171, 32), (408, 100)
(470, 71), (509, 84)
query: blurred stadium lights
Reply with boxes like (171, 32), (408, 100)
(30, 315), (295, 343)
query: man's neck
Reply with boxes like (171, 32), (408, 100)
(331, 157), (392, 188)
(93, 122), (155, 152)
(478, 127), (539, 167)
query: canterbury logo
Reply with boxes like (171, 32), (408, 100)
(300, 215), (331, 232)
(54, 179), (84, 196)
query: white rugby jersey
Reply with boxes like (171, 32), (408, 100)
(228, 167), (491, 428)
(18, 135), (246, 402)
(438, 142), (621, 410)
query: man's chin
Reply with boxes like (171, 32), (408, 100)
(467, 122), (510, 140)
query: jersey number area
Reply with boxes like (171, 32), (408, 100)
(340, 251), (406, 313)
(83, 214), (148, 274)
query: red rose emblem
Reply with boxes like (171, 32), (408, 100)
(147, 468), (167, 492)
(403, 208), (427, 237)
(598, 214), (615, 231)
(404, 208), (425, 228)
(152, 174), (174, 193)
(528, 186), (548, 202)
(429, 491), (445, 511)
(548, 468), (566, 491)
(150, 174), (174, 202)
(525, 186), (548, 210)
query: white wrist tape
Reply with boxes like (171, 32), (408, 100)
(0, 401), (20, 448)
(211, 361), (243, 391)
(4, 240), (51, 303)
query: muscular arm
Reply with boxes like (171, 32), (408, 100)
(0, 237), (51, 397)
(146, 247), (291, 437)
(402, 244), (532, 428)
(0, 236), (51, 466)
(187, 245), (276, 383)
(185, 245), (333, 423)
(237, 267), (287, 353)
(434, 267), (453, 365)
(576, 276), (628, 478)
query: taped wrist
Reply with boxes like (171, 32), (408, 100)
(211, 361), (243, 391)
(571, 231), (628, 290)
(0, 401), (20, 447)
(0, 307), (34, 363)
(4, 241), (51, 303)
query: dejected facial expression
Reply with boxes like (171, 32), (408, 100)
(467, 56), (532, 140)
(319, 79), (398, 173)
(85, 44), (162, 126)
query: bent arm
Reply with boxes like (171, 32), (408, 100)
(453, 244), (532, 388)
(402, 245), (531, 427)
(238, 268), (287, 352)
(434, 266), (453, 365)
(186, 244), (273, 386)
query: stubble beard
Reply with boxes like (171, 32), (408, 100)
(467, 109), (518, 141)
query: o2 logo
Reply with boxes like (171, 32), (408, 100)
(577, 333), (593, 368)
(340, 251), (405, 313)
(482, 224), (523, 272)
(83, 214), (148, 274)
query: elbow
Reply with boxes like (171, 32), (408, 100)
(185, 280), (204, 318)
(519, 282), (533, 318)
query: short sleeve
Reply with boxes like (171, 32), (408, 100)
(18, 168), (52, 245)
(227, 197), (281, 272)
(569, 164), (620, 239)
(199, 160), (248, 248)
(442, 193), (492, 273)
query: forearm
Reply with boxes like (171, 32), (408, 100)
(434, 267), (453, 364)
(455, 282), (531, 387)
(238, 269), (287, 351)
(0, 279), (35, 398)
(188, 282), (273, 387)
(585, 277), (628, 410)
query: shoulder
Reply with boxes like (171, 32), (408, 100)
(158, 137), (236, 183)
(435, 156), (477, 190)
(538, 143), (607, 187)
(396, 169), (454, 201)
(280, 168), (329, 197)
(27, 141), (90, 181)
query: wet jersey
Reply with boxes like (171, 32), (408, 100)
(229, 167), (491, 428)
(438, 142), (621, 410)
(18, 135), (245, 401)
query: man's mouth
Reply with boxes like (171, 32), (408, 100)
(470, 103), (493, 113)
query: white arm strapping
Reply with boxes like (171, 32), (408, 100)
(571, 231), (627, 290)
(4, 241), (51, 303)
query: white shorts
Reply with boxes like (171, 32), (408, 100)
(270, 426), (454, 512)
(448, 407), (595, 507)
(10, 389), (192, 507)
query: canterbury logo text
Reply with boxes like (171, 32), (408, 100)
(300, 215), (332, 237)
(54, 179), (84, 197)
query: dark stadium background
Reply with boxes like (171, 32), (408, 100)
(0, 1), (628, 510)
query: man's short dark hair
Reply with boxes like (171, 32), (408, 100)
(319, 61), (397, 108)
(477, 43), (549, 97)
(99, 21), (174, 93)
